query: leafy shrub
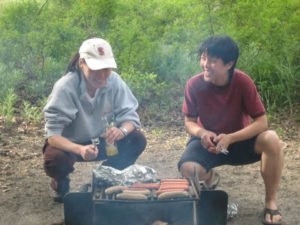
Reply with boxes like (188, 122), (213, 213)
(121, 67), (185, 123)
(21, 98), (46, 125)
(0, 63), (23, 101)
(0, 88), (18, 127)
(0, 0), (300, 122)
(121, 68), (166, 107)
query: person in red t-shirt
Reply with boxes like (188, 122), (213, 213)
(178, 36), (283, 225)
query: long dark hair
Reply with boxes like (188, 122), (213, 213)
(66, 53), (80, 73)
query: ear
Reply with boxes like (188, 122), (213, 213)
(79, 58), (85, 69)
(226, 61), (235, 70)
(79, 58), (85, 65)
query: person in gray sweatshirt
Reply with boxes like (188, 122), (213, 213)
(42, 38), (147, 202)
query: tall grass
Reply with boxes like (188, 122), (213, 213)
(21, 98), (46, 125)
(0, 88), (18, 127)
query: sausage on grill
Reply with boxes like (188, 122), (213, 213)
(123, 189), (151, 195)
(104, 185), (128, 195)
(157, 191), (190, 200)
(116, 192), (148, 200)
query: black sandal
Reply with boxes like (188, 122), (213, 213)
(262, 208), (282, 225)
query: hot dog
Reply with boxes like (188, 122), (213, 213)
(123, 189), (151, 196)
(157, 190), (190, 200)
(156, 189), (187, 196)
(116, 192), (148, 200)
(104, 185), (128, 195)
(130, 182), (160, 189)
(159, 184), (189, 190)
(160, 179), (189, 183)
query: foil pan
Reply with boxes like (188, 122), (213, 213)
(93, 164), (158, 186)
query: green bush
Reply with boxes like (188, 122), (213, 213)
(121, 67), (184, 122)
(0, 88), (18, 127)
(0, 0), (299, 123)
(21, 98), (46, 124)
(0, 63), (23, 101)
(121, 68), (167, 107)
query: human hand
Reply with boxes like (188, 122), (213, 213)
(201, 131), (217, 151)
(79, 144), (99, 161)
(102, 126), (124, 144)
(214, 133), (232, 155)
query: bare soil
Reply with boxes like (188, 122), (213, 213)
(0, 115), (299, 225)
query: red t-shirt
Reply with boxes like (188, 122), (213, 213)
(182, 69), (265, 135)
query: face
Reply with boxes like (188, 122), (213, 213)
(80, 61), (112, 90)
(200, 52), (233, 85)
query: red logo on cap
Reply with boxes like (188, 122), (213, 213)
(98, 47), (105, 56)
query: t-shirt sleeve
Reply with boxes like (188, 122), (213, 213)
(182, 79), (198, 118)
(241, 76), (266, 118)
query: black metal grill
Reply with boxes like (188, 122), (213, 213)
(64, 175), (228, 225)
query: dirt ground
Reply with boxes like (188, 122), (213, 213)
(0, 115), (299, 225)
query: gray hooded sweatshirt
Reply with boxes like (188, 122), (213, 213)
(43, 71), (141, 144)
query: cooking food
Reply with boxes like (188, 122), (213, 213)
(116, 192), (148, 200)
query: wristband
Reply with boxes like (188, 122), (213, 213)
(119, 127), (129, 137)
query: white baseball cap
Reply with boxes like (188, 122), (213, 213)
(79, 38), (117, 70)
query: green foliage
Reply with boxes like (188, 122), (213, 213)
(0, 0), (300, 122)
(0, 88), (18, 127)
(21, 98), (46, 124)
(274, 127), (285, 137)
(121, 68), (167, 108)
(234, 1), (300, 112)
(108, 0), (204, 85)
(0, 63), (23, 101)
(150, 127), (165, 138)
(121, 67), (184, 122)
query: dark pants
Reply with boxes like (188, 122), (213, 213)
(178, 136), (261, 172)
(43, 130), (147, 181)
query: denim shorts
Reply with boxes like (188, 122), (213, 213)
(178, 136), (261, 172)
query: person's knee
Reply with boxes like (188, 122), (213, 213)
(138, 131), (147, 152)
(179, 162), (208, 178)
(256, 130), (283, 155)
(45, 148), (70, 164)
(43, 147), (75, 178)
(131, 130), (147, 156)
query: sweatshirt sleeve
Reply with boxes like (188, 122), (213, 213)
(43, 84), (78, 137)
(112, 75), (141, 128)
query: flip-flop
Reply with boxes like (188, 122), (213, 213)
(262, 208), (282, 225)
